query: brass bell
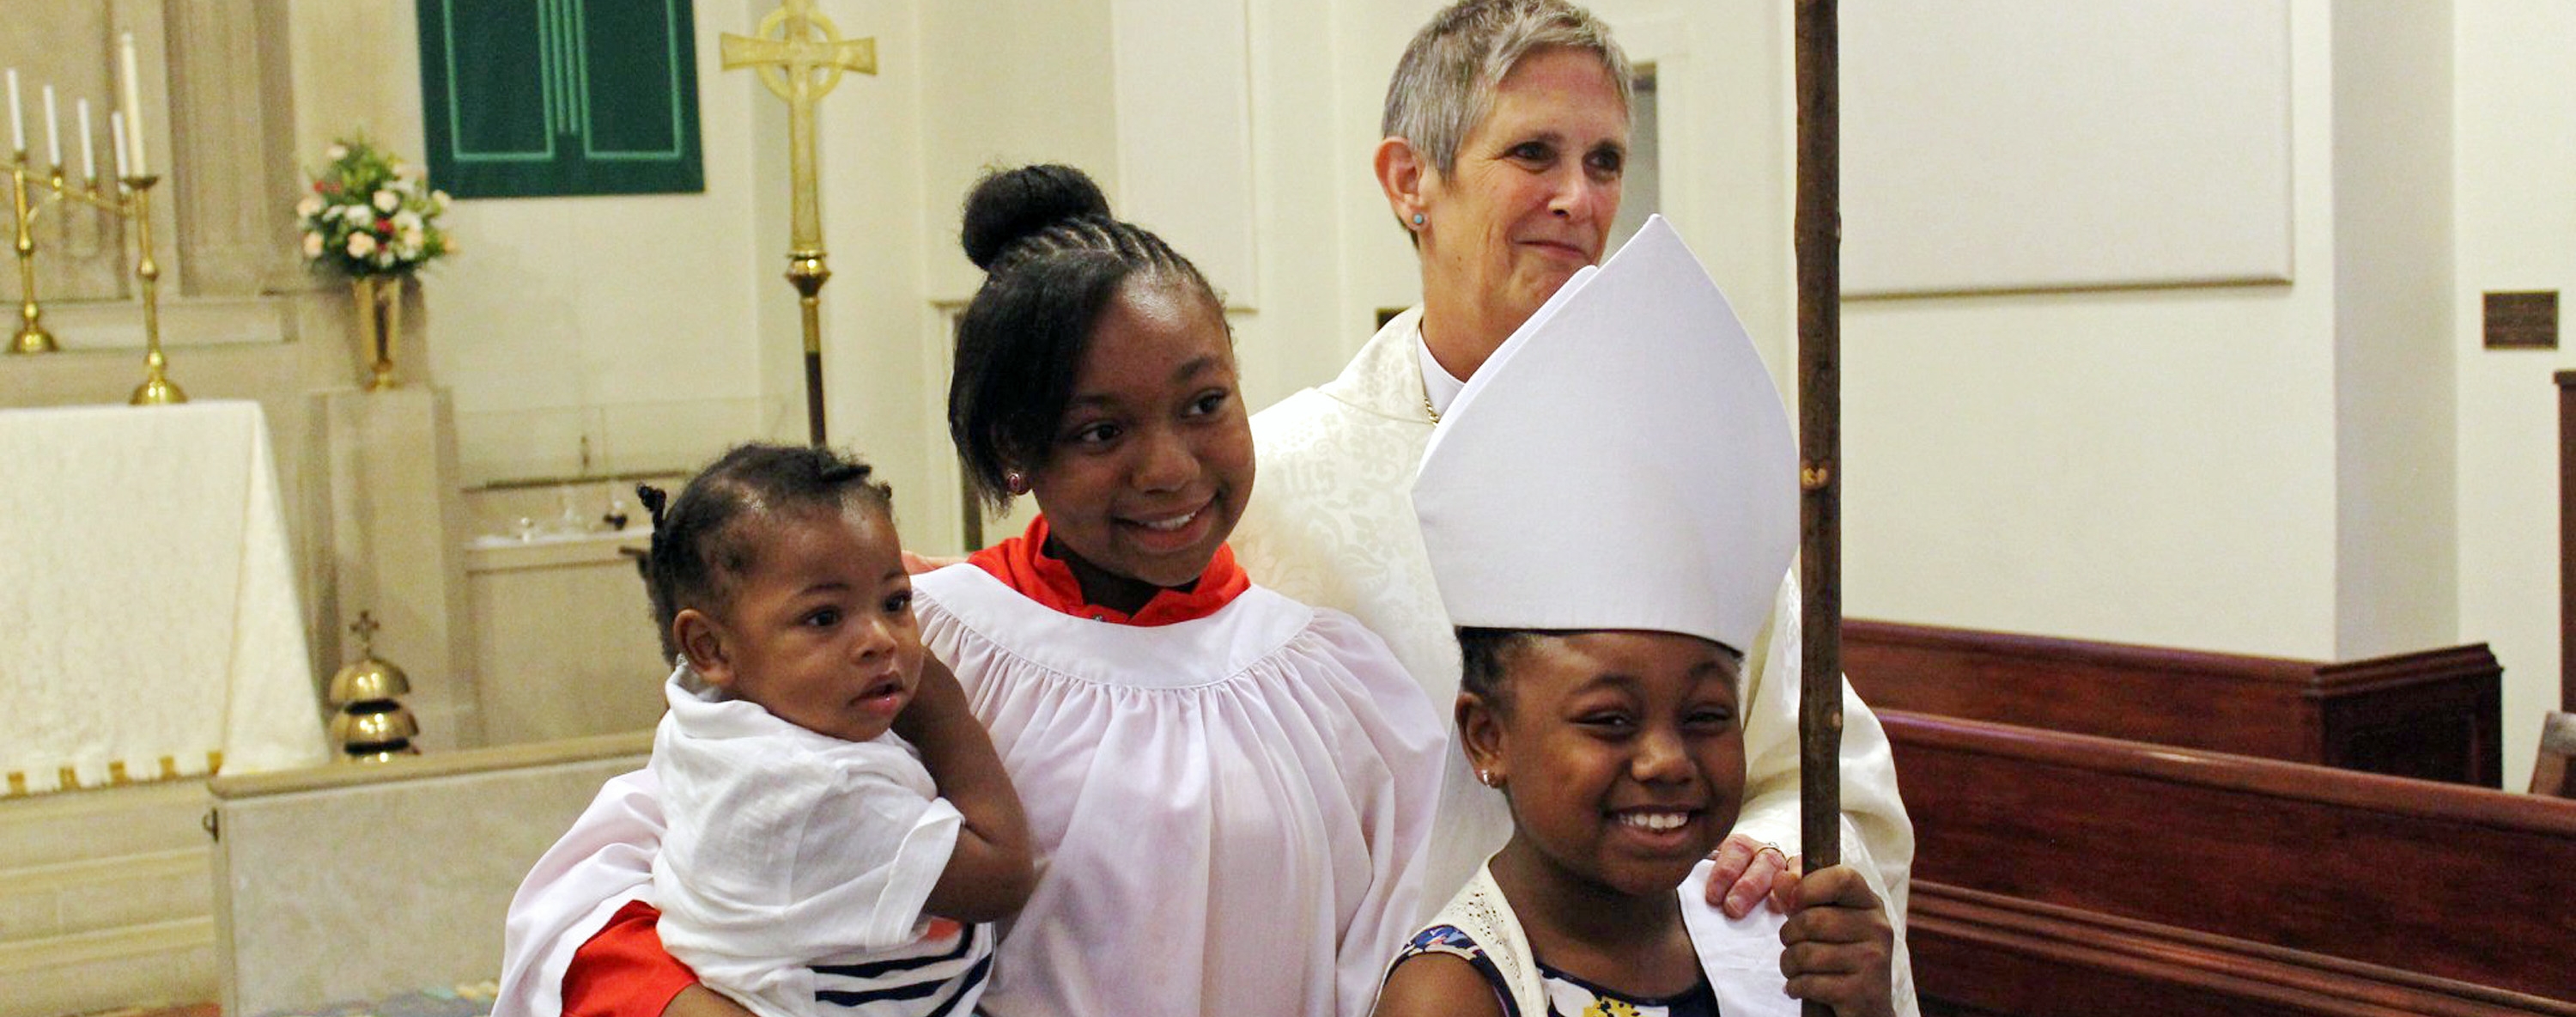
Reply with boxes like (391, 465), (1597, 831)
(328, 655), (411, 705)
(331, 611), (422, 760)
(328, 708), (421, 746)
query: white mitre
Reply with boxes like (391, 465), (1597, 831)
(1412, 215), (1795, 653)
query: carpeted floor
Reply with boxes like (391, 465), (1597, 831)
(76, 980), (495, 1017)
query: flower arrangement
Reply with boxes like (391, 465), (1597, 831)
(295, 137), (454, 278)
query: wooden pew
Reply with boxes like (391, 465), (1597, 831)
(1847, 620), (2502, 786)
(1885, 709), (2576, 1014)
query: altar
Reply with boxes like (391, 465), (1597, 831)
(0, 399), (328, 795)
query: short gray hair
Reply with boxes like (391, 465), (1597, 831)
(1381, 0), (1634, 180)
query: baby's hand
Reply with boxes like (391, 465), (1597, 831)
(1778, 863), (1893, 1017)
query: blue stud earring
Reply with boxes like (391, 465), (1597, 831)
(1411, 213), (1425, 226)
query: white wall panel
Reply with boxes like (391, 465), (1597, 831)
(1842, 0), (2293, 295)
(1112, 0), (1261, 308)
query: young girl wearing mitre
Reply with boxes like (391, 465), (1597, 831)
(1373, 217), (1899, 1017)
(629, 444), (1034, 1017)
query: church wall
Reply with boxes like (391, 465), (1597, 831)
(434, 8), (772, 485)
(2328, 1), (2458, 661)
(2452, 0), (2575, 789)
(284, 0), (781, 488)
(808, 0), (943, 549)
(902, 0), (1118, 551)
(1838, 2), (2345, 660)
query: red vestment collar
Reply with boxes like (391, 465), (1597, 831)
(966, 515), (1249, 626)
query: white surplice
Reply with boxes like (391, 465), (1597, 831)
(914, 563), (1443, 1017)
(1234, 308), (1920, 1013)
(495, 564), (1443, 1017)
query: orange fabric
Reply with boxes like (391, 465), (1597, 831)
(967, 515), (1249, 626)
(562, 900), (697, 1017)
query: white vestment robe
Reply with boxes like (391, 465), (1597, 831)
(1234, 308), (1918, 1013)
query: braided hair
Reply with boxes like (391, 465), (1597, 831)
(949, 164), (1229, 514)
(636, 443), (895, 663)
(1456, 625), (1747, 715)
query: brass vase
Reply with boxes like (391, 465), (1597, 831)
(351, 274), (406, 391)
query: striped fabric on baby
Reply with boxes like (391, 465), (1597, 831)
(811, 921), (993, 1016)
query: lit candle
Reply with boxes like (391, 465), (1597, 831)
(118, 33), (145, 176)
(109, 110), (128, 180)
(76, 100), (93, 181)
(6, 69), (22, 155)
(41, 84), (59, 167)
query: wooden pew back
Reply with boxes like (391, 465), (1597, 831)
(1847, 620), (2502, 785)
(1885, 709), (2576, 1004)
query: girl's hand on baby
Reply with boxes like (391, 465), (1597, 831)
(1778, 863), (1894, 1017)
(1704, 832), (1798, 917)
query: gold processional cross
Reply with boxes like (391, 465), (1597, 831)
(722, 0), (878, 445)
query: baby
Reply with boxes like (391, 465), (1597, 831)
(635, 443), (1034, 1017)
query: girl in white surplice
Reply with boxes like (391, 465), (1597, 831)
(494, 165), (1444, 1017)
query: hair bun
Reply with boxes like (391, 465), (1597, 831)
(961, 164), (1111, 270)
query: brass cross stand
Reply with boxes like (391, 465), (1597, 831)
(1794, 14), (1841, 1017)
(722, 0), (877, 446)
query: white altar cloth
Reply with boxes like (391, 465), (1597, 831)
(1, 400), (329, 795)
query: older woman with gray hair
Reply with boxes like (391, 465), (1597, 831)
(1232, 0), (1915, 1004)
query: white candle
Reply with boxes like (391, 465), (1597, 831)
(76, 100), (93, 180)
(6, 69), (22, 155)
(118, 33), (145, 176)
(109, 110), (128, 180)
(41, 85), (59, 167)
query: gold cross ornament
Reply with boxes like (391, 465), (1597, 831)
(721, 0), (876, 256)
(721, 0), (878, 444)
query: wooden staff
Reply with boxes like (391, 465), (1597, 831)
(1794, 0), (1843, 941)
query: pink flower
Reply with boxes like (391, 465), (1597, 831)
(301, 232), (324, 259)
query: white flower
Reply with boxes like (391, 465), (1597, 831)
(400, 228), (426, 251)
(430, 190), (452, 210)
(347, 232), (377, 258)
(301, 231), (324, 259)
(295, 194), (324, 218)
(340, 204), (374, 222)
(392, 210), (422, 232)
(372, 190), (398, 213)
(325, 143), (348, 161)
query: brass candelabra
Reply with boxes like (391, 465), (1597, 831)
(6, 147), (183, 403)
